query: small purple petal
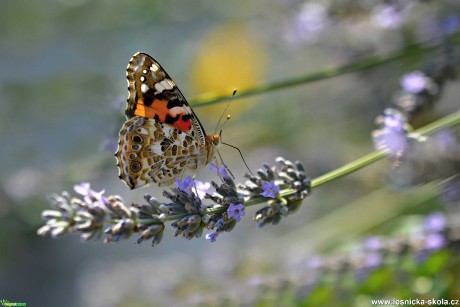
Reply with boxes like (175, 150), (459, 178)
(227, 203), (245, 222)
(195, 181), (211, 199)
(209, 163), (218, 173)
(206, 231), (219, 242)
(74, 182), (91, 196)
(176, 176), (194, 194)
(74, 182), (107, 205)
(219, 165), (230, 179)
(260, 181), (280, 198)
(87, 189), (107, 205)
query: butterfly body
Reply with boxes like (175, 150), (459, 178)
(116, 52), (220, 189)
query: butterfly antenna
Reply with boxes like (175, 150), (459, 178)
(214, 89), (237, 134)
(222, 142), (253, 175)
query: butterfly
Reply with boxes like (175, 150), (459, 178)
(115, 52), (221, 189)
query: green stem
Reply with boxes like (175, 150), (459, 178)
(243, 110), (460, 207)
(312, 110), (460, 188)
(190, 34), (460, 107)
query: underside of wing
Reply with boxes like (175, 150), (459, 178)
(115, 116), (206, 189)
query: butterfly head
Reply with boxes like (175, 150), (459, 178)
(212, 130), (222, 146)
(205, 131), (221, 163)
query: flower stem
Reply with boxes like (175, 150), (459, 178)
(191, 34), (460, 107)
(312, 110), (460, 188)
(243, 110), (460, 208)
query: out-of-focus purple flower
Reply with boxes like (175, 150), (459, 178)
(260, 181), (280, 198)
(176, 176), (194, 194)
(434, 129), (458, 153)
(442, 14), (460, 35)
(364, 237), (383, 251)
(414, 250), (429, 263)
(194, 181), (211, 199)
(227, 203), (245, 222)
(424, 233), (446, 251)
(371, 4), (408, 29)
(306, 256), (323, 270)
(400, 71), (428, 94)
(284, 2), (329, 45)
(372, 110), (408, 157)
(209, 162), (218, 173)
(383, 112), (406, 132)
(206, 231), (219, 243)
(440, 176), (460, 203)
(74, 182), (107, 205)
(364, 252), (382, 268)
(423, 212), (446, 232)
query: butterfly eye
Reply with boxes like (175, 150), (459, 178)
(130, 161), (141, 172)
(212, 134), (220, 146)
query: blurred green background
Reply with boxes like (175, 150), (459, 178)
(1, 1), (459, 306)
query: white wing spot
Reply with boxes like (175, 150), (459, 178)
(141, 83), (149, 93)
(150, 64), (159, 72)
(160, 79), (173, 90)
(154, 83), (165, 93)
(167, 79), (176, 87)
(140, 76), (146, 82)
(142, 69), (148, 74)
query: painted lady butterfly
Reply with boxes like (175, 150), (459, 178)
(115, 52), (220, 189)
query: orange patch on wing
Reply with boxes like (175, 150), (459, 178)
(134, 99), (192, 132)
(134, 98), (168, 119)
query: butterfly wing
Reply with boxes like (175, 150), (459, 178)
(116, 52), (210, 189)
(125, 52), (206, 145)
(116, 117), (207, 188)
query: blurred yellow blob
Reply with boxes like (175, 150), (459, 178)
(190, 23), (266, 121)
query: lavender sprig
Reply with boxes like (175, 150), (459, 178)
(238, 158), (311, 227)
(38, 158), (311, 246)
